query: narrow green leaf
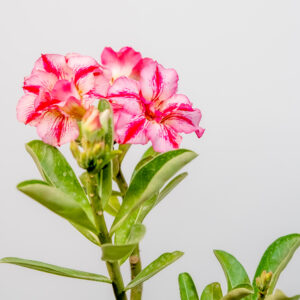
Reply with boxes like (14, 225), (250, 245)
(71, 223), (100, 246)
(201, 282), (223, 300)
(115, 173), (187, 245)
(126, 224), (146, 244)
(119, 224), (146, 265)
(214, 250), (251, 292)
(102, 224), (146, 262)
(100, 162), (112, 209)
(125, 251), (184, 290)
(101, 244), (136, 262)
(111, 149), (197, 234)
(104, 196), (121, 217)
(17, 180), (97, 233)
(114, 193), (158, 245)
(25, 140), (93, 220)
(130, 146), (159, 181)
(178, 272), (199, 300)
(156, 172), (188, 204)
(252, 234), (300, 299)
(265, 290), (300, 300)
(222, 288), (253, 300)
(0, 257), (111, 283)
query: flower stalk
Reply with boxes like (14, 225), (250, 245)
(86, 172), (127, 300)
(113, 148), (143, 300)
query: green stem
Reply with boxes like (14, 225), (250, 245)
(129, 246), (143, 300)
(114, 161), (143, 300)
(86, 172), (127, 300)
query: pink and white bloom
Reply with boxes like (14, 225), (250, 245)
(17, 53), (110, 146)
(101, 47), (144, 82)
(107, 59), (204, 152)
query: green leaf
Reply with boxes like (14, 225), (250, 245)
(125, 251), (184, 290)
(115, 173), (187, 245)
(156, 172), (188, 204)
(214, 250), (251, 292)
(265, 290), (300, 300)
(17, 180), (97, 233)
(71, 223), (100, 246)
(222, 288), (253, 300)
(119, 224), (147, 265)
(104, 196), (121, 217)
(102, 224), (146, 262)
(111, 149), (197, 234)
(252, 234), (300, 299)
(25, 140), (93, 221)
(0, 257), (111, 283)
(130, 146), (159, 180)
(178, 272), (199, 300)
(98, 99), (114, 149)
(114, 193), (158, 245)
(101, 244), (137, 262)
(201, 282), (223, 300)
(100, 162), (112, 209)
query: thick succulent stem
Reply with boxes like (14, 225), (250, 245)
(86, 172), (127, 300)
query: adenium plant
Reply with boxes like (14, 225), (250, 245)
(1, 46), (298, 300)
(4, 47), (204, 300)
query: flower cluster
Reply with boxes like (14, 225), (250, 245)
(17, 47), (204, 152)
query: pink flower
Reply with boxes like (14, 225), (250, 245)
(101, 47), (144, 82)
(107, 59), (204, 152)
(17, 53), (110, 146)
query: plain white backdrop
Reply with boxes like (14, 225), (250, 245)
(0, 0), (300, 299)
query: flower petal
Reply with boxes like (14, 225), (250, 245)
(51, 80), (80, 104)
(67, 54), (100, 84)
(146, 122), (182, 152)
(160, 94), (204, 137)
(23, 71), (57, 95)
(37, 111), (79, 146)
(114, 113), (148, 145)
(33, 54), (72, 80)
(140, 60), (178, 101)
(130, 57), (153, 81)
(16, 94), (41, 125)
(107, 77), (143, 115)
(101, 47), (142, 80)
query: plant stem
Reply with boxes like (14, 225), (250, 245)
(114, 162), (143, 300)
(129, 246), (143, 300)
(86, 172), (127, 300)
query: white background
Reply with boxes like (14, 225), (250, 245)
(0, 0), (300, 299)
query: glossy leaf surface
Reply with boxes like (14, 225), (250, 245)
(214, 250), (251, 291)
(111, 149), (197, 234)
(17, 180), (97, 233)
(222, 288), (253, 300)
(0, 257), (111, 283)
(178, 272), (199, 300)
(25, 140), (93, 220)
(156, 172), (187, 204)
(252, 234), (300, 299)
(125, 251), (183, 290)
(114, 193), (157, 245)
(104, 196), (121, 217)
(265, 290), (300, 300)
(201, 282), (223, 300)
(102, 224), (145, 262)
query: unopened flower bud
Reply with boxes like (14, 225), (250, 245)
(70, 141), (81, 161)
(82, 107), (102, 142)
(99, 109), (110, 132)
(82, 107), (101, 131)
(256, 270), (273, 297)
